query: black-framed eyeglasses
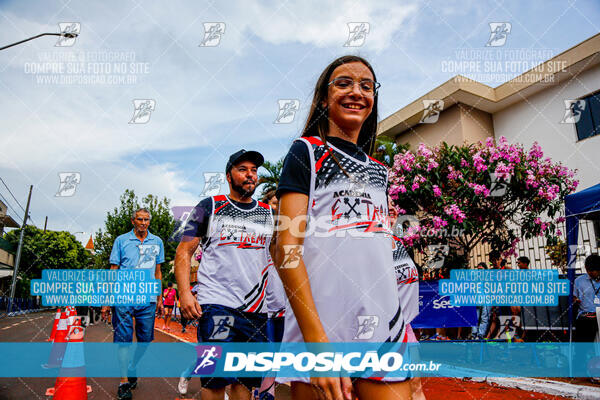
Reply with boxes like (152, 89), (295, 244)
(328, 77), (381, 96)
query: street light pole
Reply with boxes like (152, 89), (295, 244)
(8, 185), (33, 315)
(0, 32), (78, 51)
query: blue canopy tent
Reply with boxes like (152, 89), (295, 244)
(565, 183), (600, 341)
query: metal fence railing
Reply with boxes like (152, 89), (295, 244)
(413, 218), (598, 272)
(0, 296), (44, 317)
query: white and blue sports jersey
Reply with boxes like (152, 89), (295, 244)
(281, 137), (406, 345)
(392, 236), (419, 324)
(191, 195), (274, 313)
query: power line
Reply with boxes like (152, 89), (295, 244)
(0, 191), (24, 222)
(0, 177), (26, 213)
(0, 178), (37, 227)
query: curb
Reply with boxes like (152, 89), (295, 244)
(439, 364), (600, 399)
(485, 377), (600, 400)
(154, 327), (192, 344)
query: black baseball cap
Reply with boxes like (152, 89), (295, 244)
(225, 149), (264, 173)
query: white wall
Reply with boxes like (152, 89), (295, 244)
(493, 66), (600, 269)
(493, 65), (600, 192)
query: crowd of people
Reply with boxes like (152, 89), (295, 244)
(102, 54), (600, 400)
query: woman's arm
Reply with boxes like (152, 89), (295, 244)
(272, 191), (352, 400)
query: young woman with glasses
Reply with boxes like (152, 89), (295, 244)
(272, 55), (411, 400)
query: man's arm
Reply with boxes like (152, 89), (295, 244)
(175, 238), (202, 319)
(175, 200), (211, 319)
(573, 279), (582, 304)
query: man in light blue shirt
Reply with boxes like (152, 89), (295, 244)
(574, 254), (600, 343)
(102, 207), (165, 400)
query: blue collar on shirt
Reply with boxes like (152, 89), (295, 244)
(126, 229), (158, 243)
(588, 277), (600, 292)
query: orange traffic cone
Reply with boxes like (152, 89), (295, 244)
(47, 308), (62, 342)
(46, 318), (92, 399)
(44, 312), (69, 368)
(67, 307), (77, 326)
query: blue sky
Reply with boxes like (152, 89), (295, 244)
(0, 0), (599, 241)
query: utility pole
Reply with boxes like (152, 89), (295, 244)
(8, 185), (32, 315)
(43, 216), (48, 233)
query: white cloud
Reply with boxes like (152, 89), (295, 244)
(3, 0), (592, 238)
(0, 1), (421, 171)
(0, 160), (201, 241)
(224, 1), (420, 52)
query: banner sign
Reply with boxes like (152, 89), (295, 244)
(411, 280), (478, 329)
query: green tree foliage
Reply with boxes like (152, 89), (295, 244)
(3, 226), (90, 297)
(372, 135), (410, 168)
(389, 137), (578, 267)
(258, 158), (283, 198)
(94, 189), (177, 284)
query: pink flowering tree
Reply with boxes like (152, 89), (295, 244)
(388, 137), (578, 265)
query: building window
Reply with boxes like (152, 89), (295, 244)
(575, 92), (600, 141)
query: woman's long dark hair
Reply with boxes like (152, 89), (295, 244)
(301, 55), (379, 156)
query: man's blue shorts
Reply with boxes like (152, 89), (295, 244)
(267, 316), (285, 343)
(112, 303), (156, 343)
(197, 304), (269, 390)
